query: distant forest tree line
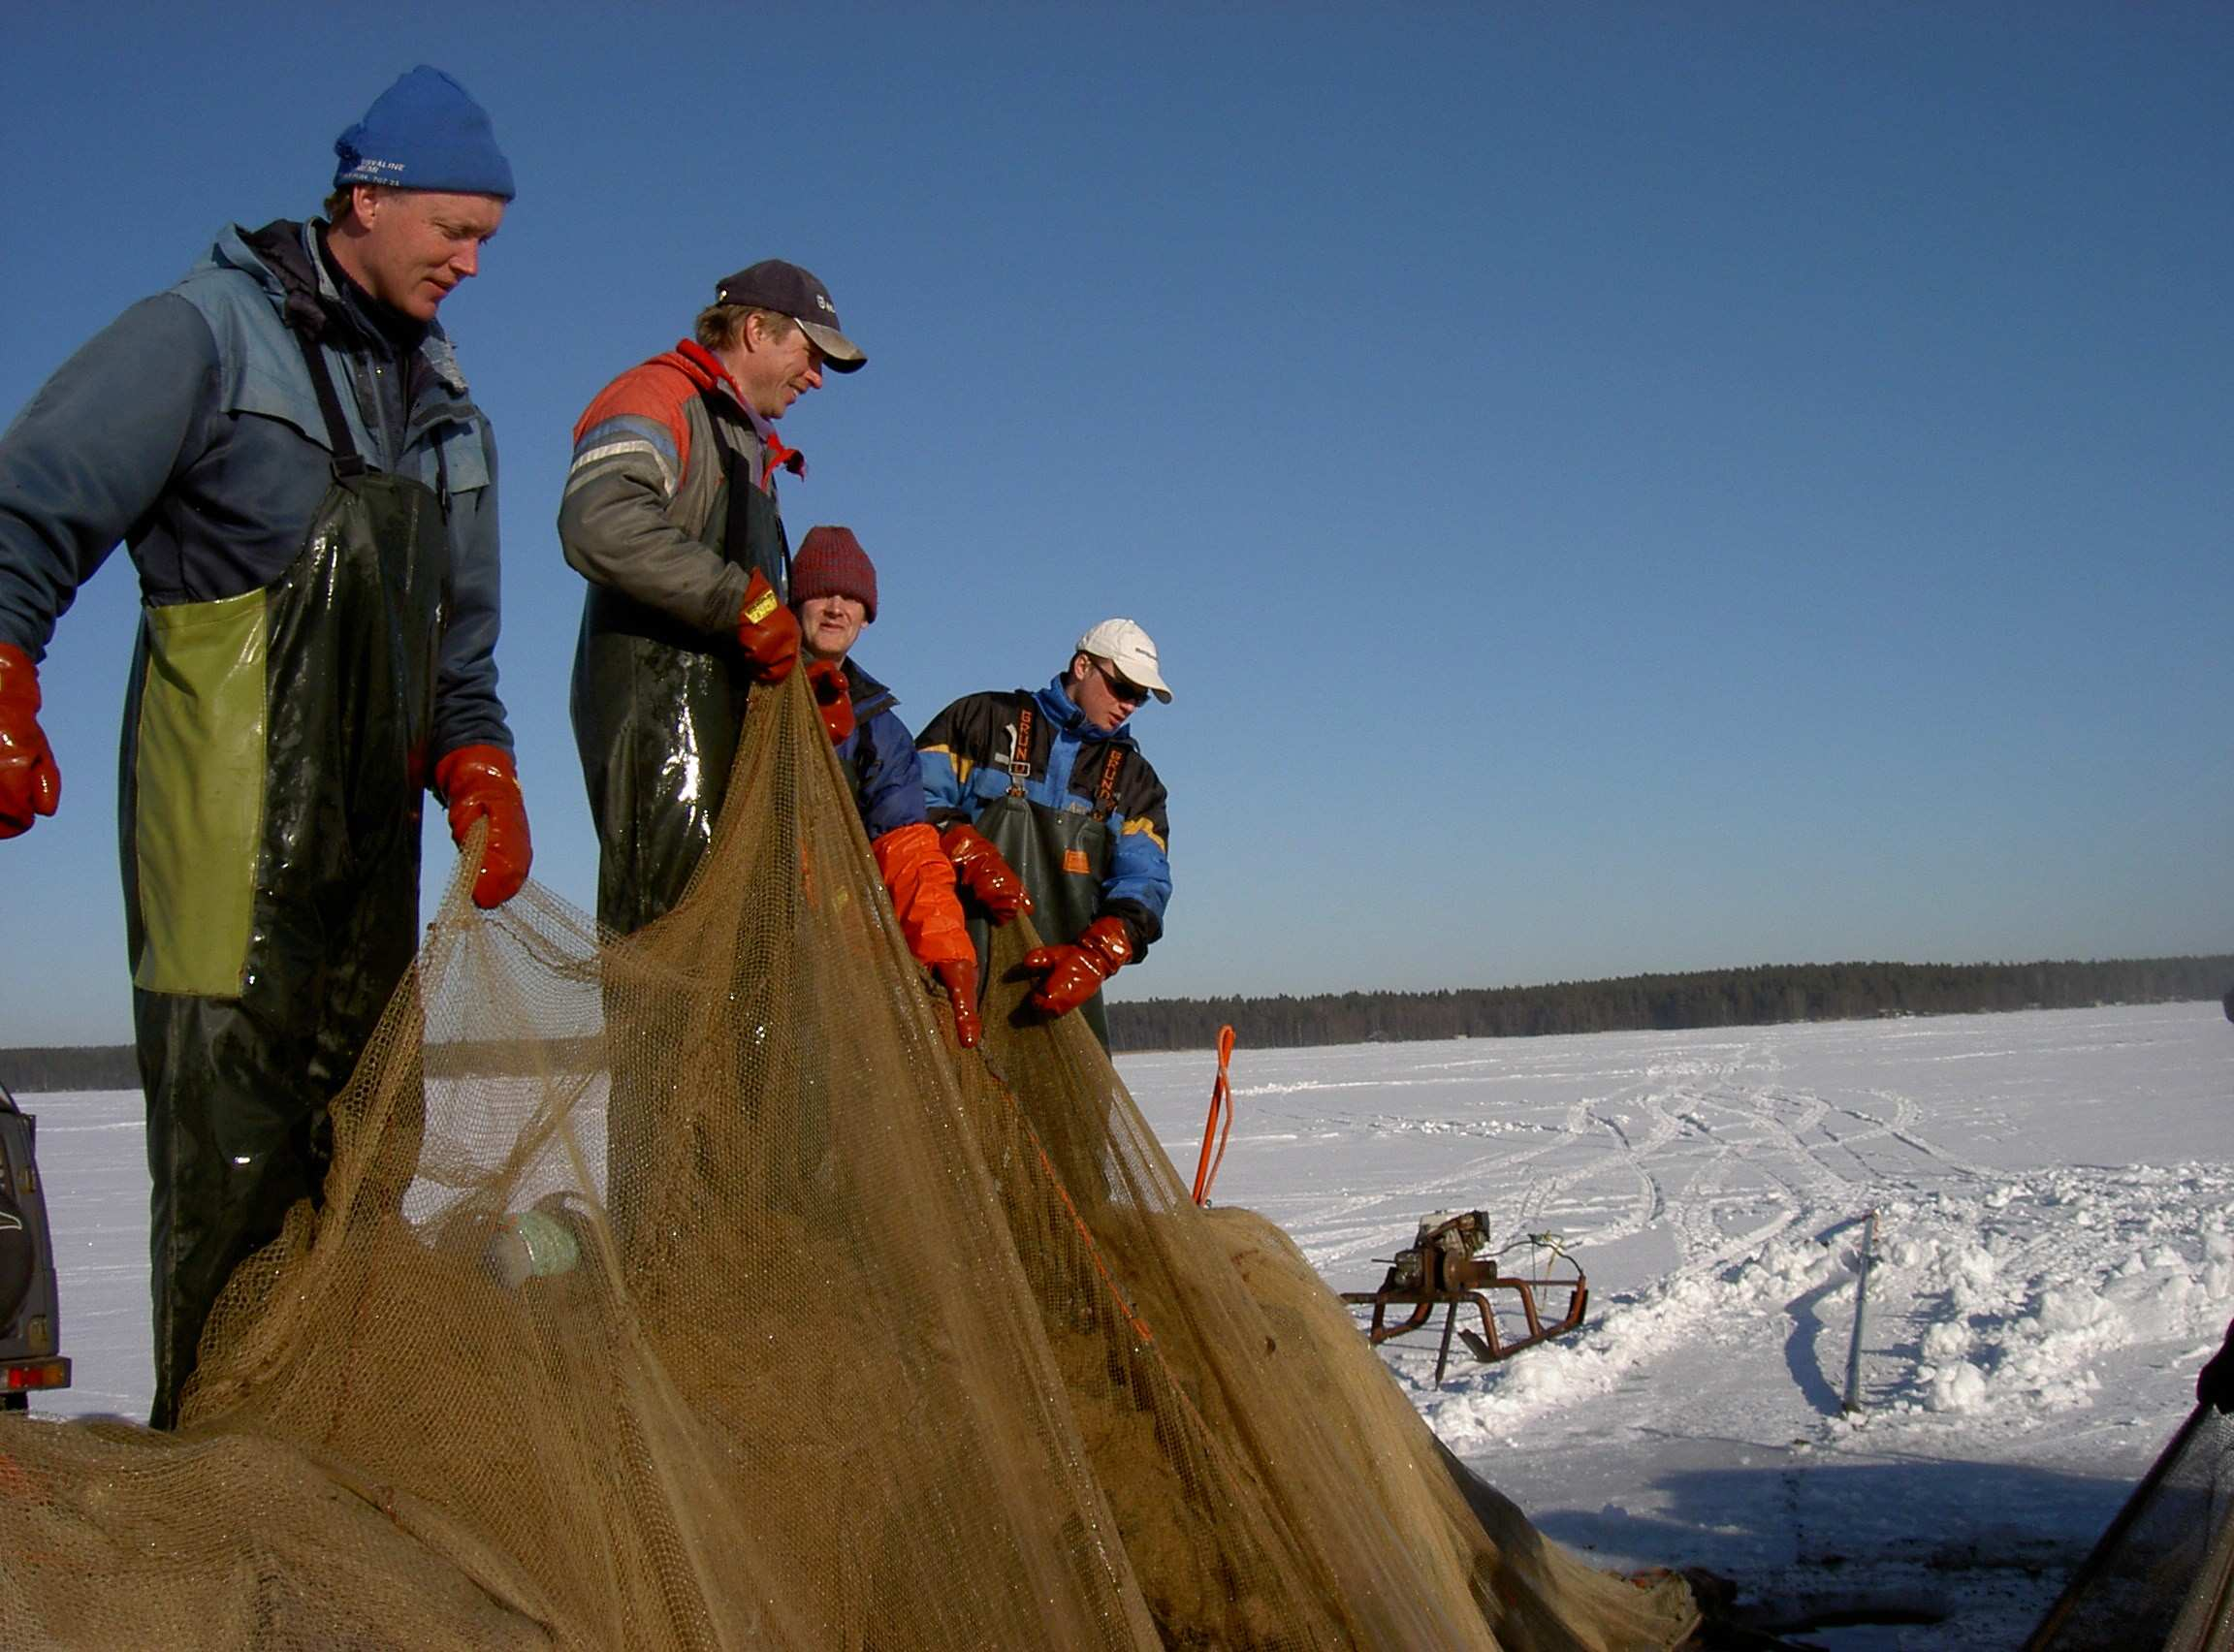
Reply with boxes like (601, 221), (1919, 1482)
(5, 954), (2228, 1090)
(1105, 954), (2234, 1053)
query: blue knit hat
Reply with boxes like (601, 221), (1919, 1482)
(334, 66), (515, 201)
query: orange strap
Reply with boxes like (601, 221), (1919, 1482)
(1190, 1025), (1237, 1206)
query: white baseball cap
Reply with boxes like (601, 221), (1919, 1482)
(1074, 619), (1172, 704)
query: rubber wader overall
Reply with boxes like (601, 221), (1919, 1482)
(120, 328), (449, 1428)
(971, 704), (1128, 1049)
(569, 392), (790, 1255)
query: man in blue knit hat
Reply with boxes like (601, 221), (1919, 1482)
(0, 66), (530, 1426)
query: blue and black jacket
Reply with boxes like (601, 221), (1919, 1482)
(916, 678), (1171, 952)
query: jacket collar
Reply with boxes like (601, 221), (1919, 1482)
(211, 219), (469, 396)
(1034, 676), (1132, 746)
(841, 656), (896, 720)
(670, 337), (735, 395)
(670, 339), (806, 478)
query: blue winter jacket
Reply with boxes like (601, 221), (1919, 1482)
(0, 219), (511, 757)
(834, 659), (932, 841)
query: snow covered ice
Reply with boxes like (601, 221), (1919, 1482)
(24, 1001), (2233, 1648)
(1121, 1002), (2233, 1648)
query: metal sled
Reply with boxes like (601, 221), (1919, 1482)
(1340, 1211), (1587, 1387)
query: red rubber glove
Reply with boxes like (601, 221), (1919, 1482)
(933, 957), (982, 1050)
(941, 822), (1032, 924)
(434, 745), (532, 909)
(1021, 914), (1136, 1020)
(806, 658), (854, 744)
(0, 643), (61, 838)
(736, 570), (800, 683)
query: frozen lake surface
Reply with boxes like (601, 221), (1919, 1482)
(24, 1001), (2232, 1647)
(1118, 1002), (2232, 1647)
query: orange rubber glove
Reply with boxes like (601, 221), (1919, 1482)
(1022, 914), (1136, 1020)
(0, 642), (61, 838)
(872, 821), (979, 1048)
(806, 658), (854, 744)
(736, 570), (800, 683)
(932, 957), (982, 1053)
(941, 822), (1032, 924)
(433, 745), (532, 909)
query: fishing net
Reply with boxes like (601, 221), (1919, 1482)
(0, 674), (1697, 1650)
(2025, 1399), (2234, 1652)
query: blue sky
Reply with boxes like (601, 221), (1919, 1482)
(3, 3), (2228, 1045)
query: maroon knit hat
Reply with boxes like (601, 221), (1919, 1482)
(790, 525), (878, 622)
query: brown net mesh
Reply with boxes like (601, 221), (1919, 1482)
(0, 675), (1697, 1650)
(2024, 1401), (2234, 1652)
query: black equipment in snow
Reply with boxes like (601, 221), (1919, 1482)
(0, 1081), (70, 1408)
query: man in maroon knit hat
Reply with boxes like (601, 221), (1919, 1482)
(788, 525), (981, 1048)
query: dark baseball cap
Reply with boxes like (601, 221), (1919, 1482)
(713, 260), (866, 371)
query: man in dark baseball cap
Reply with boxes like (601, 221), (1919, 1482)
(561, 249), (870, 955)
(560, 255), (868, 1244)
(714, 260), (866, 372)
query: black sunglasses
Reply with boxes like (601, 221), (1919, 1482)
(1092, 660), (1150, 704)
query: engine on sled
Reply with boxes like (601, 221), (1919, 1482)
(1340, 1210), (1587, 1387)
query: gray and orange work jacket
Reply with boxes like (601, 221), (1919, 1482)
(559, 339), (802, 935)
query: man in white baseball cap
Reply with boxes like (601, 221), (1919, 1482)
(915, 619), (1174, 1046)
(1069, 619), (1171, 710)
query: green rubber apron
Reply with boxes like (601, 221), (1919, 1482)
(970, 704), (1128, 1048)
(120, 325), (449, 1428)
(570, 392), (789, 937)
